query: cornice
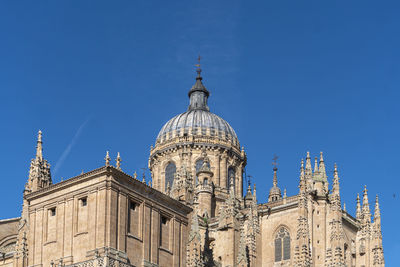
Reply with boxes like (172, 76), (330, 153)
(25, 166), (108, 200)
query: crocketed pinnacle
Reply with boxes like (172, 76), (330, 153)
(362, 185), (371, 222)
(299, 159), (306, 193)
(332, 163), (340, 195)
(318, 152), (327, 180)
(313, 157), (319, 173)
(374, 194), (381, 220)
(356, 193), (362, 220)
(188, 63), (210, 111)
(305, 152), (312, 174)
(36, 130), (43, 161)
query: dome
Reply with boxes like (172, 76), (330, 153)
(155, 67), (239, 147)
(156, 109), (238, 145)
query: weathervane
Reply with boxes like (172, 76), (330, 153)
(247, 175), (253, 187)
(272, 154), (279, 170)
(195, 55), (202, 76)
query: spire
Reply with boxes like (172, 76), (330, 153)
(104, 151), (111, 166)
(356, 193), (362, 220)
(362, 185), (371, 221)
(27, 130), (52, 192)
(36, 130), (43, 161)
(188, 56), (210, 112)
(268, 157), (282, 202)
(115, 152), (122, 170)
(332, 163), (340, 195)
(343, 202), (347, 212)
(374, 194), (381, 220)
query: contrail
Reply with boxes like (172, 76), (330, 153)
(53, 117), (90, 176)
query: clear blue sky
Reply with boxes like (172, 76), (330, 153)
(0, 0), (399, 264)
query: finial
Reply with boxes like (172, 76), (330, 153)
(195, 55), (202, 79)
(141, 167), (146, 183)
(133, 171), (137, 179)
(301, 158), (304, 170)
(116, 152), (122, 170)
(253, 183), (257, 197)
(247, 183), (252, 195)
(272, 154), (278, 186)
(320, 151), (324, 162)
(273, 166), (278, 187)
(283, 188), (287, 198)
(105, 151), (111, 166)
(148, 180), (152, 187)
(343, 202), (347, 212)
(36, 130), (43, 161)
(272, 154), (279, 169)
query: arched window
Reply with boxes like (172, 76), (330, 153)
(227, 166), (236, 190)
(195, 158), (210, 184)
(165, 162), (176, 190)
(275, 227), (290, 262)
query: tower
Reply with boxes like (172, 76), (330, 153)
(149, 65), (246, 216)
(268, 165), (281, 202)
(26, 130), (52, 192)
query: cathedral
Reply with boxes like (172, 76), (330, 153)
(0, 66), (384, 267)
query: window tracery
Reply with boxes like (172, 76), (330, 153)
(165, 162), (176, 190)
(274, 227), (291, 262)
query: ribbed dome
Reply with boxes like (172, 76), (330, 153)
(155, 67), (239, 147)
(156, 109), (238, 145)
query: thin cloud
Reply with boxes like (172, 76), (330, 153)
(53, 118), (90, 176)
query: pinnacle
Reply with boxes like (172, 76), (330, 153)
(36, 130), (43, 161)
(105, 151), (111, 166)
(116, 152), (122, 170)
(314, 157), (319, 173)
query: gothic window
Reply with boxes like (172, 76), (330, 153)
(274, 227), (291, 262)
(165, 162), (176, 190)
(227, 166), (236, 190)
(195, 159), (210, 184)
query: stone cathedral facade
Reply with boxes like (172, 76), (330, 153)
(0, 68), (384, 267)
